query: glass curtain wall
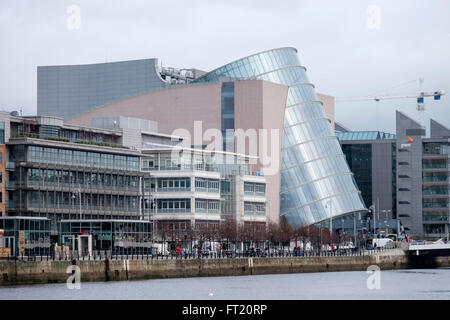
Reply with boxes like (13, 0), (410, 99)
(194, 47), (366, 226)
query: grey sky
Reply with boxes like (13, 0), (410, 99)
(1, 0), (449, 134)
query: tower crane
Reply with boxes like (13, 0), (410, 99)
(335, 78), (446, 126)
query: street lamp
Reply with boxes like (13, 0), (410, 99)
(72, 185), (82, 220)
(269, 231), (273, 256)
(369, 205), (375, 235)
(381, 210), (391, 235)
(325, 200), (332, 246)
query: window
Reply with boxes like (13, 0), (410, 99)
(207, 180), (220, 193)
(43, 148), (58, 164)
(28, 146), (42, 163)
(157, 199), (190, 212)
(423, 159), (447, 169)
(114, 155), (127, 170)
(244, 182), (265, 195)
(424, 224), (446, 234)
(195, 178), (207, 191)
(101, 154), (114, 169)
(244, 202), (266, 215)
(0, 121), (4, 144)
(74, 151), (86, 166)
(255, 183), (265, 195)
(195, 200), (207, 212)
(87, 152), (100, 168)
(423, 142), (448, 155)
(207, 200), (219, 212)
(256, 203), (265, 213)
(423, 185), (448, 195)
(60, 149), (73, 165)
(128, 157), (139, 171)
(157, 178), (190, 191)
(423, 198), (449, 208)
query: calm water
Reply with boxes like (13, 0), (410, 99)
(1, 268), (450, 300)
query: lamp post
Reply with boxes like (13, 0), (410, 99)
(381, 209), (391, 235)
(369, 205), (375, 236)
(325, 200), (332, 246)
(72, 185), (82, 220)
(269, 231), (273, 256)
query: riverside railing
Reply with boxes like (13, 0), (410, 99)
(2, 243), (400, 261)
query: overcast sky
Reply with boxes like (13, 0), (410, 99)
(1, 0), (449, 134)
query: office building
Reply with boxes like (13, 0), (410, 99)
(336, 126), (397, 220)
(335, 111), (450, 240)
(0, 111), (266, 256)
(396, 111), (450, 239)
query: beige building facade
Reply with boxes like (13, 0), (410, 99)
(67, 80), (335, 225)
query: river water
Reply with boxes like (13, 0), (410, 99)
(1, 268), (450, 300)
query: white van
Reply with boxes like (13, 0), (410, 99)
(372, 238), (394, 248)
(152, 243), (169, 255)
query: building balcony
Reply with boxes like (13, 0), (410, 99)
(423, 178), (448, 184)
(423, 216), (448, 222)
(244, 211), (266, 216)
(142, 164), (220, 173)
(156, 208), (191, 214)
(422, 203), (449, 209)
(244, 191), (266, 197)
(26, 181), (140, 194)
(157, 187), (191, 193)
(422, 167), (448, 173)
(12, 132), (127, 150)
(27, 203), (140, 214)
(422, 194), (449, 199)
(242, 212), (266, 223)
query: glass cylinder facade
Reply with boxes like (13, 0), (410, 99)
(194, 47), (366, 226)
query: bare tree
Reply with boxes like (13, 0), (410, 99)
(219, 220), (237, 251)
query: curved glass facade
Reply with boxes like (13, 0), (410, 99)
(194, 47), (366, 226)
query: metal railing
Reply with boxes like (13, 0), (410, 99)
(1, 243), (401, 262)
